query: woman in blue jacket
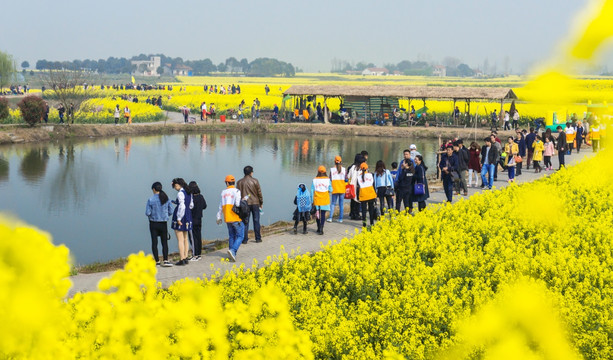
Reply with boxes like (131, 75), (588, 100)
(145, 182), (173, 267)
(374, 160), (395, 215)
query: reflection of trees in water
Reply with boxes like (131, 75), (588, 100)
(19, 147), (50, 184)
(48, 144), (101, 211)
(0, 157), (8, 183)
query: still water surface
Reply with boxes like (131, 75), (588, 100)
(0, 132), (440, 264)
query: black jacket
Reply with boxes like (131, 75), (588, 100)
(190, 194), (207, 225)
(480, 145), (499, 165)
(556, 131), (567, 151)
(456, 147), (469, 171)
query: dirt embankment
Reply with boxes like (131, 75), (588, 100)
(0, 122), (501, 145)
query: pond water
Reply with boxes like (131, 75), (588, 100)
(0, 132), (441, 264)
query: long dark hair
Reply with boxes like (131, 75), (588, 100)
(151, 181), (169, 205)
(171, 178), (190, 194)
(375, 160), (386, 176)
(188, 181), (201, 194)
(415, 155), (427, 171)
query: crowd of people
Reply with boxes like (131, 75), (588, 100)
(1, 84), (29, 95)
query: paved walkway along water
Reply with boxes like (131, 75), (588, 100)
(68, 147), (595, 297)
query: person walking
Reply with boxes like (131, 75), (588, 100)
(188, 181), (207, 261)
(201, 102), (207, 122)
(170, 178), (194, 266)
(216, 175), (243, 262)
(347, 154), (365, 220)
(525, 127), (536, 169)
(514, 130), (526, 175)
(293, 183), (311, 234)
(238, 100), (245, 124)
(503, 111), (511, 130)
(454, 140), (469, 196)
(543, 136), (555, 170)
(58, 104), (65, 124)
(236, 166), (264, 244)
(576, 121), (584, 153)
(556, 125), (568, 170)
(395, 158), (415, 213)
(182, 106), (190, 123)
(590, 121), (601, 152)
(439, 144), (458, 202)
(328, 156), (346, 223)
(123, 105), (131, 124)
(532, 135), (544, 173)
(468, 141), (481, 188)
(311, 166), (332, 235)
(412, 155), (429, 212)
(145, 182), (173, 267)
(512, 110), (520, 130)
(113, 104), (120, 125)
(357, 162), (377, 228)
(374, 160), (394, 215)
(480, 137), (498, 189)
(505, 136), (519, 183)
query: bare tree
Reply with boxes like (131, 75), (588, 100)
(40, 68), (96, 124)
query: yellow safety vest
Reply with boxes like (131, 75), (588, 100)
(357, 172), (377, 202)
(330, 166), (346, 194)
(312, 177), (331, 206)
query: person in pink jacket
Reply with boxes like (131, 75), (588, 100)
(542, 136), (555, 170)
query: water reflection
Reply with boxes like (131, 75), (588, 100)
(47, 144), (102, 211)
(0, 157), (8, 183)
(19, 147), (49, 184)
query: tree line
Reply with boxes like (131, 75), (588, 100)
(331, 57), (477, 77)
(34, 54), (296, 77)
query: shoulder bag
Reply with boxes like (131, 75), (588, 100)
(414, 167), (426, 195)
(384, 170), (395, 196)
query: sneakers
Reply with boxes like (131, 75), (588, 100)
(303, 229), (308, 234)
(326, 218), (332, 223)
(227, 249), (236, 262)
(190, 255), (201, 262)
(175, 259), (186, 266)
(338, 219), (343, 223)
(162, 260), (173, 267)
(156, 261), (161, 267)
(293, 227), (297, 234)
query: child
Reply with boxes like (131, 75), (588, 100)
(293, 183), (312, 234)
(543, 136), (555, 170)
(532, 135), (544, 173)
(390, 162), (399, 181)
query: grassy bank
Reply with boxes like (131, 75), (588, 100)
(0, 120), (502, 145)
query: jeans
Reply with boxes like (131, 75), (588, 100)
(468, 169), (479, 187)
(442, 175), (454, 202)
(376, 188), (394, 214)
(508, 165), (515, 181)
(329, 193), (344, 221)
(149, 221), (169, 262)
(527, 149), (534, 167)
(227, 221), (245, 254)
(243, 204), (261, 242)
(481, 164), (495, 188)
(558, 151), (565, 169)
(544, 156), (552, 168)
(316, 209), (327, 232)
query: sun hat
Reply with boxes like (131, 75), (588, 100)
(317, 165), (326, 173)
(360, 162), (368, 170)
(410, 144), (417, 150)
(225, 175), (235, 182)
(334, 155), (342, 163)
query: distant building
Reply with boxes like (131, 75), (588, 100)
(433, 65), (447, 77)
(361, 67), (389, 76)
(173, 64), (193, 76)
(131, 56), (161, 76)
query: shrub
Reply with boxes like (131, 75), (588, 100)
(0, 97), (8, 120)
(17, 95), (46, 127)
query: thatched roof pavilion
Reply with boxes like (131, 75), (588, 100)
(283, 85), (516, 101)
(282, 85), (517, 125)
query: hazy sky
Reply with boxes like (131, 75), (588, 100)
(2, 0), (590, 73)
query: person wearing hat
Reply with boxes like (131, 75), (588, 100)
(216, 175), (244, 262)
(328, 156), (346, 223)
(357, 162), (377, 228)
(438, 144), (458, 202)
(311, 165), (332, 235)
(409, 144), (421, 160)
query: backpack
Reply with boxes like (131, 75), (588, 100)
(233, 196), (250, 220)
(296, 188), (312, 213)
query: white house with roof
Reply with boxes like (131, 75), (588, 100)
(433, 65), (447, 77)
(362, 67), (389, 76)
(131, 56), (161, 76)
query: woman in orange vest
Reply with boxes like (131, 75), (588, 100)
(311, 165), (332, 235)
(357, 162), (377, 228)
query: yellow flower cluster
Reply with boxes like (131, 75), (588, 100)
(80, 98), (165, 123)
(1, 129), (612, 359)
